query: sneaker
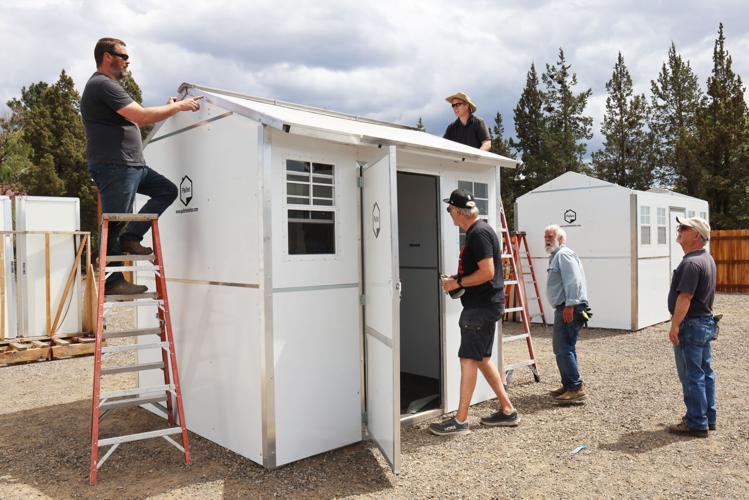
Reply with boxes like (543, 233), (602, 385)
(480, 410), (521, 427)
(429, 417), (470, 436)
(668, 422), (708, 438)
(549, 386), (566, 397)
(120, 239), (153, 255)
(555, 384), (587, 403)
(105, 280), (148, 295)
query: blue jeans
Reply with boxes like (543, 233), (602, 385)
(673, 315), (717, 430)
(89, 164), (177, 283)
(552, 304), (585, 390)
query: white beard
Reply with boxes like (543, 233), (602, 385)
(545, 243), (559, 254)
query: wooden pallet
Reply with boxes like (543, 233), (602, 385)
(0, 332), (98, 366)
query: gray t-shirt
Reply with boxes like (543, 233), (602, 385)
(80, 72), (145, 166)
(668, 248), (716, 317)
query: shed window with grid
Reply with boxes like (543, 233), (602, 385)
(656, 207), (667, 244)
(640, 206), (651, 245)
(286, 160), (335, 255)
(457, 180), (489, 247)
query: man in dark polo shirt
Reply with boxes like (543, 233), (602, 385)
(81, 37), (203, 295)
(667, 216), (718, 438)
(443, 92), (491, 150)
(429, 189), (520, 435)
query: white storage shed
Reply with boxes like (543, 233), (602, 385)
(516, 172), (709, 331)
(135, 84), (518, 472)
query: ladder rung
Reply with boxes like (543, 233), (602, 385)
(105, 298), (162, 308)
(501, 254), (514, 259)
(504, 307), (524, 313)
(106, 255), (156, 262)
(105, 265), (159, 273)
(503, 333), (530, 343)
(102, 341), (168, 354)
(103, 327), (162, 339)
(102, 213), (158, 222)
(101, 361), (165, 375)
(100, 394), (167, 411)
(105, 292), (158, 302)
(98, 426), (182, 447)
(505, 360), (536, 371)
(504, 280), (519, 286)
(101, 384), (174, 400)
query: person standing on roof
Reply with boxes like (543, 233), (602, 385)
(443, 92), (491, 151)
(81, 37), (203, 295)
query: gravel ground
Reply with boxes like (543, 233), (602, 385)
(1, 293), (747, 499)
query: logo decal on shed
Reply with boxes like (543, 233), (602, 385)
(180, 176), (193, 206)
(564, 209), (577, 224)
(372, 202), (381, 238)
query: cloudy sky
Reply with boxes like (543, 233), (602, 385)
(1, 0), (747, 155)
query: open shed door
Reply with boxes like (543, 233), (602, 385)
(361, 146), (401, 474)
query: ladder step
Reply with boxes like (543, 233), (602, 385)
(505, 360), (536, 371)
(98, 426), (183, 447)
(103, 327), (162, 340)
(504, 280), (519, 286)
(101, 361), (165, 375)
(105, 292), (158, 302)
(106, 255), (156, 262)
(102, 213), (158, 222)
(501, 254), (514, 259)
(504, 307), (525, 313)
(105, 298), (163, 308)
(100, 394), (167, 411)
(503, 333), (530, 343)
(101, 384), (174, 400)
(102, 341), (168, 354)
(105, 265), (159, 273)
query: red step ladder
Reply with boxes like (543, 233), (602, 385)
(498, 203), (541, 385)
(89, 213), (190, 485)
(511, 232), (547, 326)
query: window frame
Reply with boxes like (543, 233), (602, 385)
(457, 180), (490, 248)
(640, 205), (651, 245)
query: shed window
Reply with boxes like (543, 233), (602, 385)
(640, 206), (651, 245)
(457, 180), (489, 247)
(687, 210), (695, 218)
(286, 160), (335, 255)
(656, 208), (667, 244)
(700, 211), (707, 219)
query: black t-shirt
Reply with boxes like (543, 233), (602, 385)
(458, 219), (504, 308)
(668, 248), (716, 317)
(443, 114), (491, 149)
(80, 72), (145, 166)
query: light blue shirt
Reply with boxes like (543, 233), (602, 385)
(546, 245), (588, 307)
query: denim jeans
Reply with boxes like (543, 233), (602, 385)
(674, 315), (717, 430)
(89, 164), (177, 283)
(552, 304), (586, 390)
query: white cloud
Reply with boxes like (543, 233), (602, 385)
(1, 0), (747, 155)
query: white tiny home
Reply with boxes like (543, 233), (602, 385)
(516, 172), (709, 331)
(135, 84), (517, 472)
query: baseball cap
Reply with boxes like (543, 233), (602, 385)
(676, 216), (711, 240)
(443, 188), (476, 208)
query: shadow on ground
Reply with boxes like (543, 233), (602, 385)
(0, 400), (394, 498)
(598, 427), (694, 454)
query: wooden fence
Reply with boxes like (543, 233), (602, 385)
(711, 229), (749, 293)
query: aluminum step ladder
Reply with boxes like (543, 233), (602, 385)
(89, 213), (190, 485)
(498, 203), (540, 385)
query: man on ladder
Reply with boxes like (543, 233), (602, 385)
(81, 36), (203, 295)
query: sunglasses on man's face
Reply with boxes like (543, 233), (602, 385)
(109, 52), (129, 61)
(451, 102), (465, 109)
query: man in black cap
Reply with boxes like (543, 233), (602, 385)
(429, 189), (520, 435)
(443, 91), (491, 151)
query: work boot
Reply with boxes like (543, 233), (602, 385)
(668, 421), (708, 438)
(555, 384), (587, 404)
(120, 239), (153, 255)
(549, 386), (566, 397)
(105, 280), (148, 295)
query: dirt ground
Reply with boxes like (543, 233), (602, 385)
(1, 293), (747, 499)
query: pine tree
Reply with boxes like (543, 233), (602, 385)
(697, 23), (749, 228)
(592, 52), (653, 190)
(511, 63), (545, 192)
(540, 48), (593, 178)
(490, 112), (517, 223)
(415, 117), (426, 132)
(649, 43), (703, 195)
